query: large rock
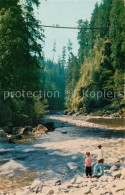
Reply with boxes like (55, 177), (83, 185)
(75, 176), (84, 184)
(117, 180), (125, 188)
(67, 162), (77, 170)
(8, 134), (23, 143)
(81, 187), (90, 194)
(68, 110), (76, 116)
(36, 124), (48, 134)
(30, 179), (43, 193)
(42, 186), (59, 195)
(43, 122), (55, 131)
(31, 179), (41, 189)
(91, 187), (100, 195)
(111, 181), (125, 194)
(70, 178), (76, 184)
(112, 171), (122, 178)
(22, 126), (33, 135)
(55, 180), (62, 186)
(98, 176), (109, 182)
(110, 165), (118, 171)
(96, 187), (111, 195)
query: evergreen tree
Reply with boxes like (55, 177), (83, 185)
(0, 0), (44, 125)
(65, 0), (125, 115)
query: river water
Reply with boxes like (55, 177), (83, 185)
(0, 115), (125, 191)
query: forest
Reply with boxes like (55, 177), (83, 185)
(0, 0), (125, 126)
(65, 0), (125, 115)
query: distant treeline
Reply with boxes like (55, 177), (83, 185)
(42, 57), (66, 110)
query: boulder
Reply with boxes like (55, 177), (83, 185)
(22, 126), (33, 135)
(31, 179), (41, 189)
(70, 178), (76, 184)
(42, 186), (58, 195)
(8, 134), (22, 143)
(72, 184), (81, 188)
(110, 165), (118, 171)
(43, 122), (55, 131)
(98, 176), (109, 182)
(96, 188), (111, 195)
(75, 176), (83, 184)
(115, 180), (125, 191)
(67, 162), (77, 170)
(55, 180), (62, 186)
(81, 187), (90, 194)
(64, 110), (69, 115)
(91, 187), (100, 195)
(112, 171), (122, 178)
(48, 189), (54, 194)
(90, 178), (98, 183)
(105, 183), (116, 189)
(59, 186), (69, 193)
(30, 179), (43, 193)
(68, 110), (76, 115)
(107, 176), (114, 182)
(36, 124), (48, 134)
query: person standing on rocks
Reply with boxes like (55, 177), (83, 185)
(85, 152), (93, 178)
(93, 144), (104, 177)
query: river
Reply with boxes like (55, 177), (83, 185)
(0, 115), (125, 192)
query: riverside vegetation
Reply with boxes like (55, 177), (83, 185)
(0, 0), (66, 127)
(65, 0), (125, 116)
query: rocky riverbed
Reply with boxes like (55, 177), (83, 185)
(0, 115), (125, 195)
(8, 168), (125, 195)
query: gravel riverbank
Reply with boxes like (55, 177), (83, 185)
(47, 115), (125, 130)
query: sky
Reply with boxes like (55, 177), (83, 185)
(35, 0), (102, 62)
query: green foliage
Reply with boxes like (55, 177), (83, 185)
(43, 57), (66, 110)
(34, 98), (48, 119)
(0, 0), (45, 126)
(65, 55), (80, 108)
(65, 0), (125, 114)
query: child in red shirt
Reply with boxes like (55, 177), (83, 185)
(85, 152), (92, 178)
